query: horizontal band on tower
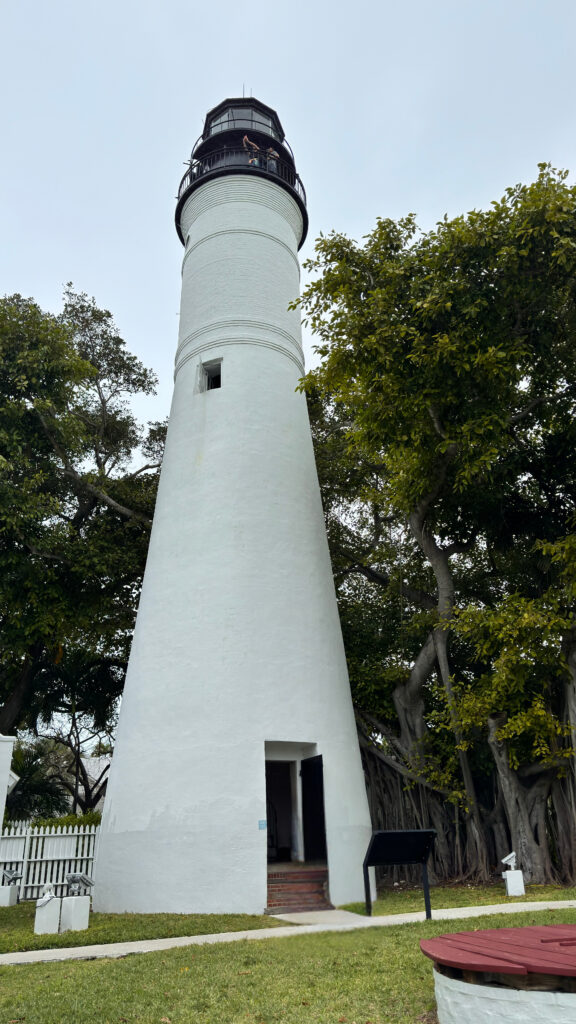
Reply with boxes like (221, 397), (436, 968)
(176, 317), (303, 362)
(178, 176), (304, 250)
(182, 227), (301, 273)
(174, 336), (305, 378)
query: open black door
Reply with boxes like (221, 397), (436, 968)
(301, 754), (327, 861)
(265, 761), (292, 862)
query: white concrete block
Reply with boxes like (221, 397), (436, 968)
(0, 734), (15, 825)
(435, 969), (576, 1023)
(504, 869), (525, 896)
(60, 895), (90, 932)
(34, 897), (61, 934)
(0, 885), (17, 907)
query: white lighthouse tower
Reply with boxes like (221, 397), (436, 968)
(93, 99), (373, 914)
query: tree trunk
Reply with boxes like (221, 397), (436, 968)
(487, 715), (554, 883)
(409, 507), (490, 880)
(525, 771), (555, 881)
(427, 794), (456, 879)
(484, 792), (510, 870)
(0, 645), (43, 733)
(392, 632), (435, 755)
(361, 741), (465, 882)
(563, 627), (576, 792)
(550, 778), (576, 883)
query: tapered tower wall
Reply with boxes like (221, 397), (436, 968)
(93, 151), (373, 914)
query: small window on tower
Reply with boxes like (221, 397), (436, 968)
(203, 360), (222, 390)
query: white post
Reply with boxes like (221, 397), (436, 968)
(0, 735), (15, 826)
(503, 869), (525, 896)
(18, 825), (33, 901)
(60, 895), (90, 932)
(34, 894), (61, 934)
(0, 886), (17, 907)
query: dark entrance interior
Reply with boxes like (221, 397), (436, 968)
(266, 761), (292, 862)
(301, 754), (327, 861)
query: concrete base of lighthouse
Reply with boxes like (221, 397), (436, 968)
(93, 741), (372, 915)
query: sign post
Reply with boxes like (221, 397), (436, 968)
(363, 829), (437, 918)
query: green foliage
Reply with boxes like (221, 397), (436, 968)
(5, 740), (70, 821)
(0, 289), (165, 733)
(28, 648), (124, 733)
(302, 165), (576, 523)
(30, 810), (102, 828)
(301, 166), (576, 878)
(450, 594), (572, 767)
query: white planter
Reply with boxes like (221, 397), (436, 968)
(435, 969), (576, 1023)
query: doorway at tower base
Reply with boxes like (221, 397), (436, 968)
(263, 738), (375, 909)
(265, 741), (330, 912)
(264, 741), (326, 867)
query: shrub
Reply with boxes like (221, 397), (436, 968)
(30, 810), (101, 829)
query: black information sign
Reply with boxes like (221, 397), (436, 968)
(363, 829), (437, 918)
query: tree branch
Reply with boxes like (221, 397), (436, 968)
(356, 729), (450, 795)
(428, 404), (449, 440)
(62, 470), (153, 526)
(11, 527), (70, 565)
(34, 407), (153, 527)
(126, 461), (162, 480)
(340, 559), (436, 610)
(445, 529), (479, 557)
(509, 395), (544, 426)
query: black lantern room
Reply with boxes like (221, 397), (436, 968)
(175, 98), (308, 248)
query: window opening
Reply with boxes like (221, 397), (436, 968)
(209, 112), (229, 135)
(203, 360), (222, 390)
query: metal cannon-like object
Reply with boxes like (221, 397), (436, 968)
(2, 868), (22, 886)
(65, 872), (94, 896)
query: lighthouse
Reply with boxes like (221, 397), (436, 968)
(93, 99), (373, 914)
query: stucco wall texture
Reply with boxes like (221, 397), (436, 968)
(93, 175), (373, 914)
(0, 736), (15, 826)
(434, 970), (576, 1023)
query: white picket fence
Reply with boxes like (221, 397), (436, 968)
(0, 822), (100, 900)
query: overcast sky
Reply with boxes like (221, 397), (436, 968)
(2, 0), (576, 421)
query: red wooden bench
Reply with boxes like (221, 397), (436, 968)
(421, 926), (576, 1022)
(421, 924), (576, 984)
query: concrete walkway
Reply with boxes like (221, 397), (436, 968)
(2, 900), (575, 967)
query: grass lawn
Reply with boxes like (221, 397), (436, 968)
(4, 882), (575, 955)
(1, 907), (576, 1023)
(0, 903), (283, 954)
(342, 882), (576, 916)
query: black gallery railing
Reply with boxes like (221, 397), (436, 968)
(177, 147), (307, 207)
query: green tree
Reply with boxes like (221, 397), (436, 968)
(5, 739), (70, 821)
(0, 289), (164, 734)
(300, 165), (576, 882)
(33, 722), (112, 815)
